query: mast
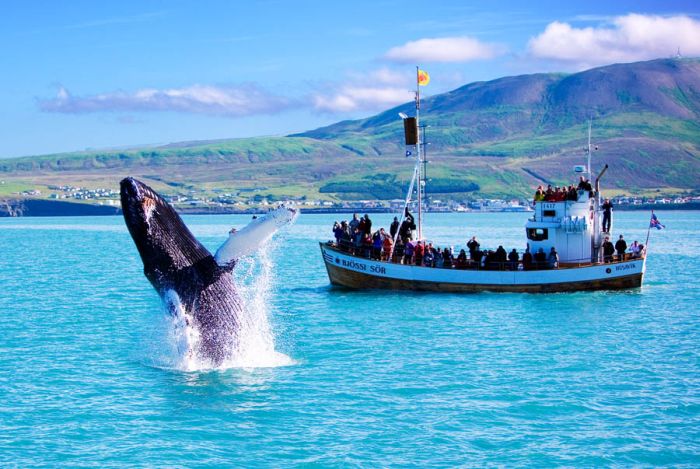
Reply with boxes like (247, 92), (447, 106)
(587, 119), (592, 176)
(415, 66), (423, 240)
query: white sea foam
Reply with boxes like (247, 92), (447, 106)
(156, 239), (295, 372)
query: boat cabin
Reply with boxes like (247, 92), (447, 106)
(525, 191), (607, 266)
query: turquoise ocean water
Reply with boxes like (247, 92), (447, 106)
(1, 211), (699, 466)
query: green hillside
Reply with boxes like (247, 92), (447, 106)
(1, 58), (699, 204)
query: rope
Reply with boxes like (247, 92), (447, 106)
(388, 162), (420, 259)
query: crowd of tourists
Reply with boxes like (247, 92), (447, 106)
(533, 176), (594, 203)
(601, 234), (645, 263)
(331, 211), (553, 271)
(330, 209), (644, 271)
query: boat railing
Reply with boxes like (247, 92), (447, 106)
(325, 241), (644, 271)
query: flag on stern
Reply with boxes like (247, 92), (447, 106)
(650, 211), (665, 230)
(417, 69), (430, 86)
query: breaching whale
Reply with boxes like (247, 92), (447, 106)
(120, 177), (297, 366)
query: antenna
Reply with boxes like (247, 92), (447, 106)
(587, 119), (592, 176)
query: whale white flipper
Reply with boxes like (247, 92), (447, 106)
(214, 206), (298, 267)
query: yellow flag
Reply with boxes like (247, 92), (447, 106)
(418, 69), (430, 86)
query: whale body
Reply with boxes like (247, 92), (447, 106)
(119, 177), (297, 365)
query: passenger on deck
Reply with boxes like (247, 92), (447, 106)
(443, 248), (453, 268)
(508, 248), (519, 270)
(414, 241), (425, 266)
(349, 213), (360, 234)
(630, 240), (641, 258)
(339, 222), (352, 251)
(390, 216), (400, 240)
(424, 246), (435, 267)
(400, 209), (416, 243)
(372, 229), (383, 260)
(522, 247), (533, 271)
(534, 248), (547, 269)
(602, 199), (613, 233)
(548, 247), (559, 268)
(332, 221), (342, 244)
(495, 245), (508, 268)
(467, 236), (480, 259)
(602, 236), (615, 263)
(362, 232), (372, 258)
(393, 237), (404, 263)
(456, 249), (468, 269)
(483, 250), (496, 270)
(363, 214), (372, 236)
(353, 227), (363, 253)
(567, 185), (578, 201)
(615, 234), (627, 262)
(382, 230), (393, 260)
(435, 247), (444, 268)
(404, 239), (415, 265)
(473, 248), (483, 268)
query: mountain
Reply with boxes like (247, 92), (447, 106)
(1, 58), (699, 203)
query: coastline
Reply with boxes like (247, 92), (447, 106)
(1, 198), (699, 217)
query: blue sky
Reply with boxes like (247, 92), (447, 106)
(1, 0), (699, 158)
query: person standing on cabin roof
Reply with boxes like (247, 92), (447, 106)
(534, 186), (545, 203)
(544, 185), (554, 201)
(615, 234), (627, 262)
(577, 176), (593, 197)
(602, 199), (613, 233)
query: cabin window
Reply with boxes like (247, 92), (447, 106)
(527, 228), (548, 241)
(543, 209), (556, 217)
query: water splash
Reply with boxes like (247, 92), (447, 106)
(226, 246), (295, 369)
(151, 239), (295, 372)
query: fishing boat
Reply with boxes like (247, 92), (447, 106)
(320, 68), (648, 293)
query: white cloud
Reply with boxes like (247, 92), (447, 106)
(38, 84), (292, 117)
(311, 67), (415, 113)
(313, 86), (412, 113)
(528, 14), (700, 67)
(384, 36), (506, 63)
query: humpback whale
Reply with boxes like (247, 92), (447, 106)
(120, 177), (297, 366)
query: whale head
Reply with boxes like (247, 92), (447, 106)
(120, 177), (212, 289)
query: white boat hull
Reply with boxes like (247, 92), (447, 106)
(320, 243), (645, 293)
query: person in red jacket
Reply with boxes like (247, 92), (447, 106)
(414, 241), (425, 266)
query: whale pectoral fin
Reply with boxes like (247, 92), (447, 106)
(163, 289), (183, 317)
(214, 205), (298, 267)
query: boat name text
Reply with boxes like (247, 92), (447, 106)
(341, 259), (386, 275)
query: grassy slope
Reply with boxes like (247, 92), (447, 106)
(1, 59), (699, 202)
